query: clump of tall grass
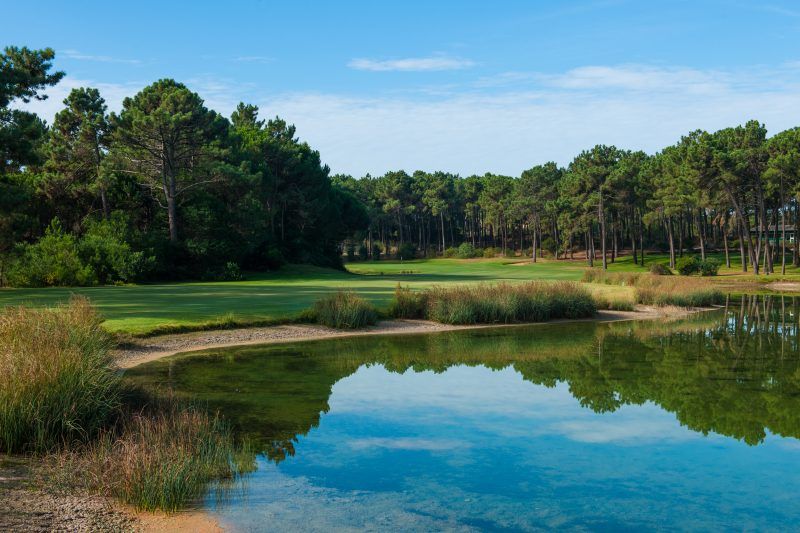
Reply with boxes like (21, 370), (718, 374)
(311, 290), (378, 328)
(594, 295), (636, 312)
(420, 282), (596, 325)
(387, 283), (428, 319)
(72, 401), (244, 512)
(0, 297), (120, 453)
(582, 269), (724, 308)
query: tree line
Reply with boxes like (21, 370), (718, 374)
(1, 46), (367, 286)
(335, 123), (800, 276)
(3, 45), (800, 287)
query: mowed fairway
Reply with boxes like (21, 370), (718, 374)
(0, 259), (592, 335)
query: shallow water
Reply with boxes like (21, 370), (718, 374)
(128, 295), (800, 531)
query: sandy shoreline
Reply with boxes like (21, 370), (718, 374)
(115, 305), (699, 369)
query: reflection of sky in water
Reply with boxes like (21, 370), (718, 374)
(210, 364), (800, 532)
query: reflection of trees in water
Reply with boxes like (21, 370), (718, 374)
(126, 296), (800, 461)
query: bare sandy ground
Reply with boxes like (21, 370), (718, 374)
(765, 281), (800, 292)
(116, 306), (695, 369)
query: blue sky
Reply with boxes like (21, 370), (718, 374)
(7, 0), (800, 176)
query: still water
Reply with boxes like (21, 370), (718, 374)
(127, 295), (800, 531)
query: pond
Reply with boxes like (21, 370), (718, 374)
(127, 295), (800, 531)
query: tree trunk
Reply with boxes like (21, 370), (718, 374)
(599, 196), (607, 270)
(667, 217), (675, 269)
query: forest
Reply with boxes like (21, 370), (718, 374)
(3, 45), (800, 287)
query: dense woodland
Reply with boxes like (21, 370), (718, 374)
(2, 46), (800, 287)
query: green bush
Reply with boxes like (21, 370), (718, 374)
(0, 298), (120, 453)
(346, 243), (356, 261)
(541, 237), (557, 255)
(676, 256), (701, 276)
(483, 247), (496, 258)
(443, 246), (459, 258)
(456, 242), (478, 258)
(699, 258), (721, 276)
(8, 220), (95, 287)
(371, 243), (383, 260)
(388, 284), (428, 319)
(358, 244), (369, 261)
(312, 291), (378, 329)
(649, 262), (672, 275)
(397, 242), (416, 260)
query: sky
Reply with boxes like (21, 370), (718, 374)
(7, 0), (800, 176)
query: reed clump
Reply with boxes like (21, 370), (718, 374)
(387, 283), (428, 319)
(65, 400), (244, 512)
(0, 297), (120, 453)
(582, 269), (724, 308)
(392, 282), (596, 325)
(312, 290), (378, 328)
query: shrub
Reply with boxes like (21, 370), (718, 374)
(371, 243), (382, 260)
(8, 220), (95, 287)
(346, 243), (356, 261)
(699, 258), (721, 276)
(594, 296), (636, 312)
(541, 237), (557, 255)
(483, 247), (496, 258)
(0, 298), (120, 453)
(456, 243), (478, 259)
(424, 282), (596, 325)
(397, 242), (416, 260)
(312, 291), (378, 328)
(358, 244), (369, 261)
(388, 284), (428, 319)
(444, 246), (459, 258)
(649, 262), (672, 275)
(676, 256), (701, 276)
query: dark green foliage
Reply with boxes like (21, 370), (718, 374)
(649, 263), (673, 275)
(699, 258), (721, 276)
(457, 242), (479, 258)
(443, 246), (459, 258)
(676, 256), (701, 275)
(312, 291), (378, 329)
(397, 242), (416, 260)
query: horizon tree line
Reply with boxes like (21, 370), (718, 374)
(2, 45), (800, 287)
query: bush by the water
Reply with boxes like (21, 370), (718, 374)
(65, 401), (244, 512)
(0, 298), (120, 453)
(312, 291), (378, 328)
(649, 263), (672, 275)
(422, 282), (596, 325)
(388, 284), (428, 319)
(582, 269), (724, 308)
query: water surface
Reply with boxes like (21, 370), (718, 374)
(128, 295), (800, 531)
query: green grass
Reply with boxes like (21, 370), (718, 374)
(0, 259), (587, 335)
(0, 254), (783, 335)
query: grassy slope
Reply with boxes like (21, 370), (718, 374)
(0, 253), (782, 335)
(0, 259), (588, 334)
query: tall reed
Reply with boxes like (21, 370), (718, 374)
(312, 290), (378, 328)
(582, 269), (724, 307)
(420, 282), (596, 325)
(0, 297), (120, 453)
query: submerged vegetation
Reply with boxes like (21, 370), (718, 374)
(0, 300), (243, 512)
(582, 269), (724, 308)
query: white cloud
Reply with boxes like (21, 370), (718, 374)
(16, 62), (800, 176)
(62, 49), (142, 65)
(233, 56), (273, 64)
(348, 55), (475, 72)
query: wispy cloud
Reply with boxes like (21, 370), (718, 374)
(234, 56), (274, 64)
(62, 49), (142, 65)
(348, 55), (475, 72)
(18, 62), (800, 177)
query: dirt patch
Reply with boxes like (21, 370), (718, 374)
(116, 309), (704, 369)
(765, 282), (800, 293)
